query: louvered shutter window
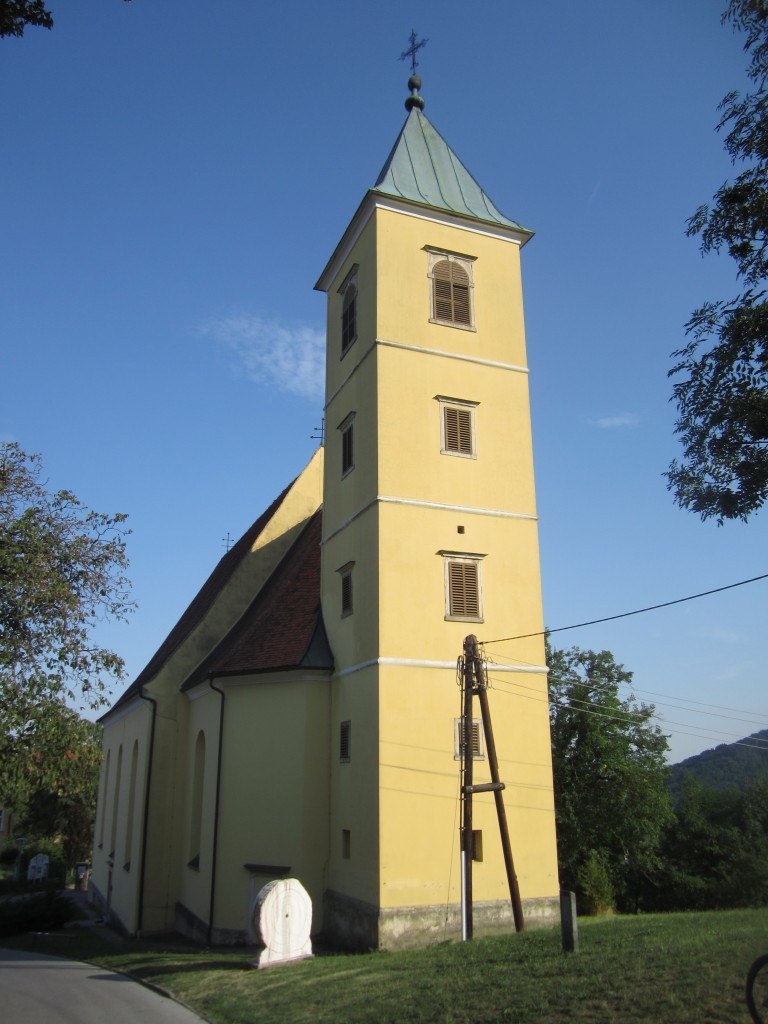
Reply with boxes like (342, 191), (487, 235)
(341, 570), (353, 615)
(448, 561), (480, 618)
(433, 259), (471, 326)
(342, 283), (357, 353)
(444, 406), (473, 454)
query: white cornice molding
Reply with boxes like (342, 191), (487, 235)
(325, 336), (528, 414)
(315, 192), (528, 295)
(376, 338), (529, 375)
(333, 657), (547, 680)
(322, 496), (537, 546)
(372, 194), (530, 246)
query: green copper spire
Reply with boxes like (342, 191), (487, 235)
(373, 94), (532, 236)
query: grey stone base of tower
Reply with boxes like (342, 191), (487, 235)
(322, 889), (560, 951)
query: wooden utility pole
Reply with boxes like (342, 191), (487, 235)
(461, 635), (474, 940)
(460, 634), (525, 940)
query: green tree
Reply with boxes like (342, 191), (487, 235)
(16, 710), (102, 868)
(667, 0), (768, 522)
(0, 1), (132, 39)
(548, 643), (673, 912)
(649, 773), (768, 911)
(0, 442), (132, 810)
(0, 0), (52, 37)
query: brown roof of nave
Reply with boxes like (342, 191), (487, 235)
(182, 507), (331, 689)
(108, 479), (297, 712)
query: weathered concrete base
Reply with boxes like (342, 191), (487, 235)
(322, 889), (560, 951)
(175, 901), (249, 947)
(88, 882), (132, 938)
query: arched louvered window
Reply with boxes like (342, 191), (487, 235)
(428, 253), (475, 328)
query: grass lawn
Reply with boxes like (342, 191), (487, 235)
(4, 907), (767, 1023)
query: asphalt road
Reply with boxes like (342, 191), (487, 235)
(0, 947), (206, 1023)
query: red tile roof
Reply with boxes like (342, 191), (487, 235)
(182, 508), (331, 688)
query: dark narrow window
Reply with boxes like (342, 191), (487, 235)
(98, 750), (110, 849)
(342, 571), (353, 615)
(109, 744), (123, 859)
(188, 730), (205, 870)
(123, 740), (139, 871)
(340, 721), (351, 762)
(342, 282), (357, 354)
(340, 416), (355, 476)
(338, 562), (354, 617)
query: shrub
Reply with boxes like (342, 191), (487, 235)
(0, 891), (75, 937)
(576, 851), (615, 915)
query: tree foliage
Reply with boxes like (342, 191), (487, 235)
(548, 643), (673, 912)
(668, 0), (768, 522)
(644, 773), (768, 911)
(0, 0), (52, 37)
(0, 442), (132, 809)
(13, 710), (102, 868)
(0, 1), (132, 39)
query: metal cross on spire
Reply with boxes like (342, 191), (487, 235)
(399, 29), (428, 76)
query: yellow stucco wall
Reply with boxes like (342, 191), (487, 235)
(210, 673), (331, 936)
(92, 698), (153, 934)
(97, 450), (327, 939)
(319, 197), (559, 923)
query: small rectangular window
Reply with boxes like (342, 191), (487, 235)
(454, 718), (485, 760)
(342, 829), (351, 859)
(338, 562), (354, 617)
(438, 397), (477, 457)
(448, 561), (480, 618)
(340, 720), (351, 762)
(442, 553), (484, 622)
(339, 413), (355, 477)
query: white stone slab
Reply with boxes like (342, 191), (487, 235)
(251, 878), (313, 968)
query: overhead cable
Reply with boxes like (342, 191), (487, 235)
(482, 572), (768, 646)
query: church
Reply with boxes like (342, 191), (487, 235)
(90, 67), (560, 950)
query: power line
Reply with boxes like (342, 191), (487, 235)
(485, 652), (768, 726)
(487, 673), (768, 753)
(482, 572), (768, 646)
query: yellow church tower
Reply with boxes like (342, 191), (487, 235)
(316, 69), (560, 948)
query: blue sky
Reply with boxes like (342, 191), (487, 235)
(2, 0), (766, 764)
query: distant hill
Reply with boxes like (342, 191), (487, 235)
(668, 729), (768, 803)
